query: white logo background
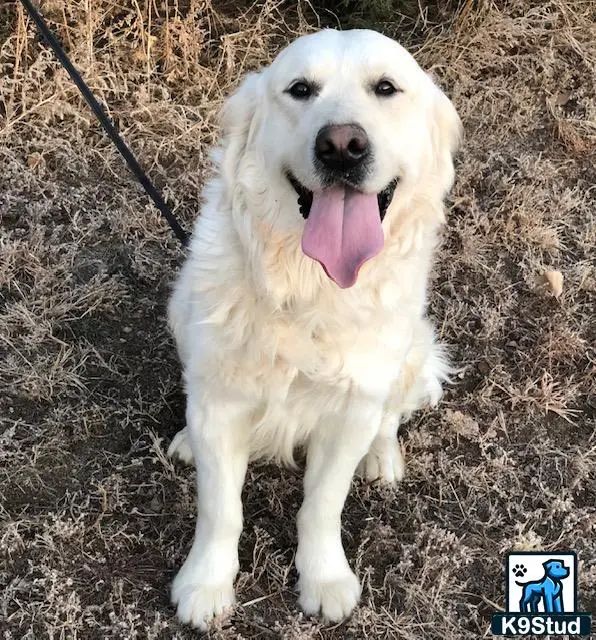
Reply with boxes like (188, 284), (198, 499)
(507, 552), (576, 613)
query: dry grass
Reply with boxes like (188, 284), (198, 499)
(1, 0), (595, 638)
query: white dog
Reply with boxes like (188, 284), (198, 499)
(166, 28), (461, 630)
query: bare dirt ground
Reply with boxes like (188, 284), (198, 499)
(1, 1), (595, 638)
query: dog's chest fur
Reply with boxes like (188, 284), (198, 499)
(169, 187), (440, 462)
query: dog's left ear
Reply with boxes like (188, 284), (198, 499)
(427, 78), (462, 196)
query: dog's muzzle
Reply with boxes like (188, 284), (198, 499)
(288, 174), (399, 221)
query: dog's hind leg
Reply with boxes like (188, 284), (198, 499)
(519, 589), (533, 613)
(358, 325), (449, 485)
(167, 427), (194, 465)
(356, 409), (405, 484)
(171, 389), (251, 631)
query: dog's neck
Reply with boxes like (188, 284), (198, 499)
(241, 196), (442, 319)
(214, 146), (445, 315)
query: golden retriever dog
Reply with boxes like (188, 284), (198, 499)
(166, 28), (461, 630)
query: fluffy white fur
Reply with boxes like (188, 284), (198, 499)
(166, 29), (461, 630)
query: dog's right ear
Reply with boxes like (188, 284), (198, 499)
(219, 72), (263, 174)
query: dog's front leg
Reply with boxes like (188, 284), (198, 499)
(296, 398), (382, 622)
(544, 589), (558, 613)
(171, 390), (250, 630)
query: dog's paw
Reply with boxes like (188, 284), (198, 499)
(512, 564), (527, 578)
(298, 570), (361, 622)
(171, 572), (235, 631)
(167, 427), (194, 465)
(357, 436), (405, 485)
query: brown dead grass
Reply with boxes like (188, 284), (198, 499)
(1, 0), (595, 638)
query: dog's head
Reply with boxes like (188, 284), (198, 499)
(219, 29), (461, 288)
(543, 560), (570, 580)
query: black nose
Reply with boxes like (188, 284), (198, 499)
(315, 124), (370, 172)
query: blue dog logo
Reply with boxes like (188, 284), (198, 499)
(516, 559), (570, 613)
(492, 551), (592, 636)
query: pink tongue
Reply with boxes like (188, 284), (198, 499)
(301, 186), (384, 288)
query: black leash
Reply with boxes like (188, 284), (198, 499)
(18, 0), (191, 248)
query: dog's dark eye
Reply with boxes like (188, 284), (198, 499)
(375, 80), (400, 97)
(287, 81), (313, 100)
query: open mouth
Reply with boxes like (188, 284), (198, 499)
(287, 173), (398, 220)
(288, 173), (399, 289)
